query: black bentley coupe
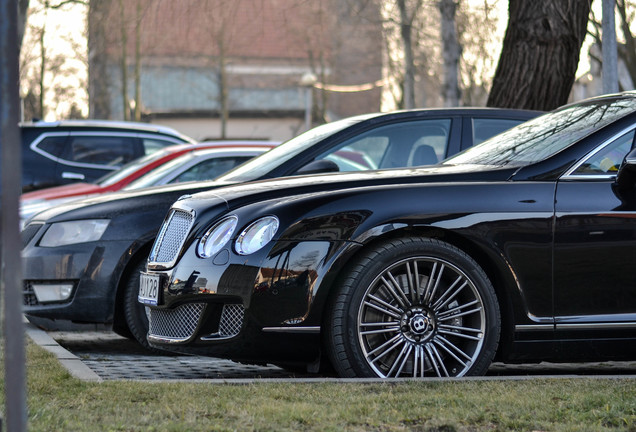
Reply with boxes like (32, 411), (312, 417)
(142, 92), (636, 378)
(22, 108), (535, 349)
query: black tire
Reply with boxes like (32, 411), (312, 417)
(325, 237), (500, 378)
(123, 259), (156, 351)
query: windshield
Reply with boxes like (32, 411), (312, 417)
(95, 148), (173, 186)
(444, 95), (636, 167)
(124, 152), (197, 190)
(215, 114), (374, 182)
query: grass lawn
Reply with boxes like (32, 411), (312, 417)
(1, 341), (635, 431)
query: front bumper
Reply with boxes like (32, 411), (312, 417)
(22, 230), (135, 324)
(144, 239), (339, 363)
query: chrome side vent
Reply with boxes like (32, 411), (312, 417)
(218, 304), (245, 337)
(148, 303), (205, 342)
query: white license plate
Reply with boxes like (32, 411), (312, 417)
(138, 272), (161, 306)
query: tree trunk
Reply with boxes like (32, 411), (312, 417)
(38, 21), (46, 119)
(119, 0), (128, 120)
(88, 0), (111, 119)
(218, 36), (228, 139)
(616, 0), (636, 90)
(439, 0), (461, 107)
(133, 0), (141, 121)
(487, 0), (591, 111)
(18, 0), (29, 46)
(397, 0), (416, 109)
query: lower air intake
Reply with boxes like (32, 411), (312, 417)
(148, 303), (205, 342)
(218, 304), (244, 337)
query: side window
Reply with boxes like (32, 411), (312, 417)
(314, 119), (451, 172)
(472, 118), (523, 145)
(170, 156), (253, 183)
(142, 138), (178, 155)
(64, 136), (136, 167)
(572, 130), (635, 175)
(35, 136), (67, 158)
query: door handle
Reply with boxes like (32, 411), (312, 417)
(62, 172), (85, 180)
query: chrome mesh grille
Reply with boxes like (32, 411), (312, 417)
(150, 209), (194, 265)
(148, 303), (205, 341)
(219, 304), (244, 337)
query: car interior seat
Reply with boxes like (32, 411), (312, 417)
(411, 144), (439, 166)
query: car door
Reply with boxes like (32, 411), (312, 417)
(55, 133), (138, 184)
(553, 128), (636, 336)
(24, 132), (70, 191)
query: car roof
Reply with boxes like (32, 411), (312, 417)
(19, 119), (196, 143)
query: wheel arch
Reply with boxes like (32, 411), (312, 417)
(314, 223), (519, 358)
(111, 241), (153, 337)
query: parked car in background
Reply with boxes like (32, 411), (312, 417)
(20, 120), (195, 192)
(20, 141), (277, 224)
(21, 108), (539, 349)
(141, 92), (636, 377)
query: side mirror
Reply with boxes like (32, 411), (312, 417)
(614, 148), (636, 200)
(295, 159), (340, 175)
(616, 148), (636, 185)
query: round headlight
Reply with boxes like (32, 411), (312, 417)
(235, 216), (279, 255)
(197, 216), (238, 258)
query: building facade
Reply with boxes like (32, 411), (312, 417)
(88, 0), (383, 141)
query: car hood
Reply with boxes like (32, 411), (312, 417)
(25, 180), (227, 224)
(25, 164), (513, 225)
(21, 182), (102, 202)
(185, 163), (518, 209)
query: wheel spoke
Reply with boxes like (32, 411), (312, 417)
(438, 302), (482, 321)
(412, 345), (423, 377)
(363, 297), (402, 320)
(360, 322), (400, 336)
(361, 321), (400, 328)
(387, 343), (412, 377)
(380, 275), (410, 309)
(434, 335), (471, 364)
(405, 261), (419, 304)
(438, 328), (482, 341)
(422, 262), (445, 304)
(366, 293), (403, 316)
(438, 323), (483, 334)
(433, 278), (468, 311)
(424, 344), (449, 377)
(367, 333), (404, 361)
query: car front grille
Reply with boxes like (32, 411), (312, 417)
(23, 281), (39, 306)
(218, 304), (245, 337)
(149, 208), (194, 266)
(148, 303), (205, 341)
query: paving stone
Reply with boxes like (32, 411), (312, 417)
(36, 328), (636, 381)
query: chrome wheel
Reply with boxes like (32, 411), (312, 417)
(326, 238), (499, 379)
(357, 256), (486, 377)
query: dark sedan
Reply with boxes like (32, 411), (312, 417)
(142, 92), (636, 377)
(22, 108), (537, 349)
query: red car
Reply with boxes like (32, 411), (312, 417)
(21, 141), (277, 223)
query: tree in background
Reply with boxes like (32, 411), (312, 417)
(20, 0), (88, 121)
(458, 0), (500, 106)
(381, 0), (500, 110)
(88, 0), (110, 119)
(588, 0), (636, 91)
(487, 0), (591, 110)
(439, 0), (461, 107)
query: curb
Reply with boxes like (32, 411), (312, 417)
(25, 321), (103, 382)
